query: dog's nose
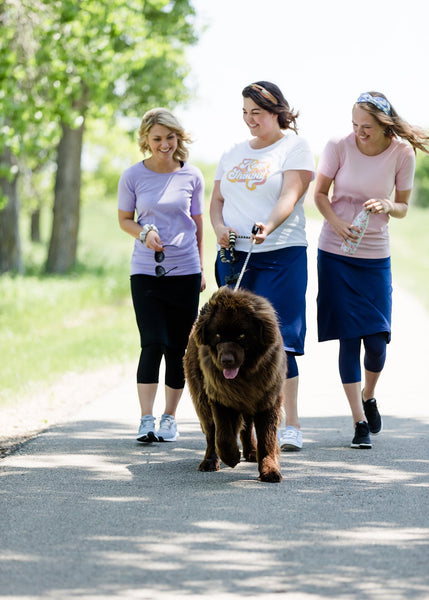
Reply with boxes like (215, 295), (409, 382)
(221, 353), (235, 367)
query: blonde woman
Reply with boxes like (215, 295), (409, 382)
(118, 108), (205, 444)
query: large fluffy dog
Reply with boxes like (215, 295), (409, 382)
(184, 287), (286, 483)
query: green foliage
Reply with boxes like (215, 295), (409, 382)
(413, 152), (429, 208)
(1, 178), (429, 406)
(0, 0), (199, 179)
(389, 206), (429, 308)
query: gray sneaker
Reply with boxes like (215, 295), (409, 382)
(157, 414), (179, 442)
(278, 426), (303, 451)
(136, 415), (158, 443)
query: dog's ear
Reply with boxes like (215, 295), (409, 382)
(250, 300), (280, 350)
(193, 301), (211, 346)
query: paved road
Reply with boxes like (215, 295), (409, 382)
(1, 224), (428, 599)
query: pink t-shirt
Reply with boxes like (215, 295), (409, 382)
(317, 133), (415, 258)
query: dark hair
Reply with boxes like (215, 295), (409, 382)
(355, 91), (429, 154)
(242, 81), (299, 133)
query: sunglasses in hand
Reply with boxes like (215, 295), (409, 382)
(154, 245), (178, 277)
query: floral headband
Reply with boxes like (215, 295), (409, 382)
(356, 92), (391, 116)
(251, 84), (278, 106)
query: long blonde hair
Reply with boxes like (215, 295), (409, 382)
(138, 108), (192, 162)
(356, 91), (429, 154)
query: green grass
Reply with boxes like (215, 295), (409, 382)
(389, 206), (429, 308)
(1, 169), (428, 407)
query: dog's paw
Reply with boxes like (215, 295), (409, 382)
(219, 449), (241, 469)
(259, 468), (282, 483)
(198, 458), (220, 472)
(243, 450), (257, 463)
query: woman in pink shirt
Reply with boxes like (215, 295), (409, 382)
(314, 91), (429, 449)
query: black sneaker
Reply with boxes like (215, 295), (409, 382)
(351, 421), (372, 449)
(362, 393), (383, 434)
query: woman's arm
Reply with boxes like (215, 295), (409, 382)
(117, 209), (163, 250)
(209, 180), (238, 248)
(191, 213), (206, 292)
(314, 173), (360, 242)
(118, 209), (140, 238)
(253, 169), (313, 244)
(363, 188), (411, 219)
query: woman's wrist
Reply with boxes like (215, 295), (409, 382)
(139, 224), (159, 244)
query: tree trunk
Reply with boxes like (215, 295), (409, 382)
(0, 149), (22, 274)
(30, 208), (41, 243)
(45, 121), (84, 274)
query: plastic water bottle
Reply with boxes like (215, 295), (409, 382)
(341, 210), (370, 255)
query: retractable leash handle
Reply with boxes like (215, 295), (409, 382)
(233, 225), (260, 292)
(219, 230), (238, 263)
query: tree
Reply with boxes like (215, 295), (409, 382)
(42, 0), (198, 273)
(0, 0), (198, 274)
(413, 152), (429, 208)
(0, 0), (57, 273)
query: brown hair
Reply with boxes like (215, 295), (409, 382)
(355, 91), (429, 154)
(138, 107), (192, 162)
(242, 81), (299, 133)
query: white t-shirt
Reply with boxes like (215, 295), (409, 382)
(214, 134), (315, 252)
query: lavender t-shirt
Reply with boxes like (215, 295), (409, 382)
(118, 161), (204, 275)
(317, 133), (415, 258)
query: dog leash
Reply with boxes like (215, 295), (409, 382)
(233, 225), (260, 292)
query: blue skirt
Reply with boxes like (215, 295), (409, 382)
(317, 249), (392, 342)
(215, 246), (307, 355)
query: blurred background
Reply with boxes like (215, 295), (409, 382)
(0, 0), (428, 407)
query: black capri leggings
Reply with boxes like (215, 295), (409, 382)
(130, 273), (201, 389)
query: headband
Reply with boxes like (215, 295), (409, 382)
(251, 84), (278, 106)
(356, 92), (391, 116)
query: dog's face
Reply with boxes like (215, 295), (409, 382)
(193, 287), (280, 380)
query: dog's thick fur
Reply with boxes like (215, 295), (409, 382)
(184, 287), (286, 483)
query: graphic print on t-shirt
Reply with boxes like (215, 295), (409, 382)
(226, 158), (270, 191)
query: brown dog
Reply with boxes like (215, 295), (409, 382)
(184, 287), (286, 483)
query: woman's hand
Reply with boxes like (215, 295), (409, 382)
(200, 272), (207, 292)
(144, 230), (164, 252)
(329, 216), (360, 243)
(251, 222), (267, 244)
(216, 226), (238, 248)
(363, 198), (392, 214)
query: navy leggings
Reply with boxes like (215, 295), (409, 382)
(338, 333), (387, 384)
(286, 352), (298, 379)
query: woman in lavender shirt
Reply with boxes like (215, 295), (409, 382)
(118, 108), (205, 444)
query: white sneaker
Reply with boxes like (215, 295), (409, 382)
(157, 414), (179, 442)
(136, 415), (158, 443)
(278, 426), (303, 451)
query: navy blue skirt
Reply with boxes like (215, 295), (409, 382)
(317, 249), (392, 342)
(215, 246), (307, 355)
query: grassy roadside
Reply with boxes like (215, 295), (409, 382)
(1, 170), (428, 407)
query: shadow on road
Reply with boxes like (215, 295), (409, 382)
(1, 415), (428, 599)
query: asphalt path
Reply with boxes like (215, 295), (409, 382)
(1, 223), (429, 599)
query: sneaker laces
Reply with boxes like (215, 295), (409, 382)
(159, 415), (175, 430)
